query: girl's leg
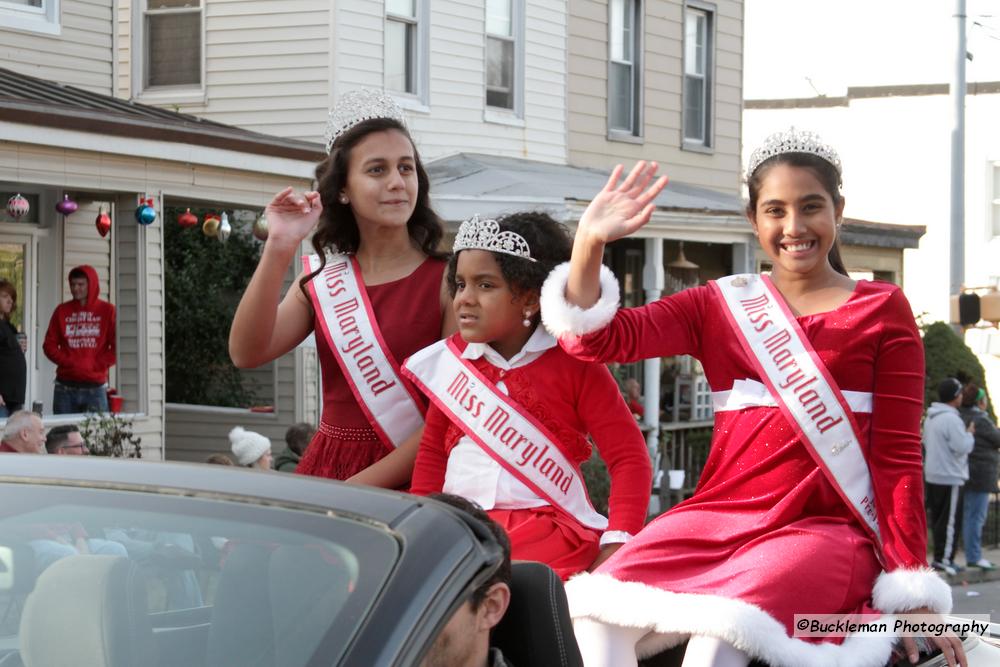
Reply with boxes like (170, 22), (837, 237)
(573, 617), (647, 667)
(681, 636), (751, 667)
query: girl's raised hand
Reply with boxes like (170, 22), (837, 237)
(264, 187), (324, 249)
(578, 161), (668, 244)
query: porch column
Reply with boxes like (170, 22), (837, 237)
(642, 237), (664, 512)
(732, 241), (754, 274)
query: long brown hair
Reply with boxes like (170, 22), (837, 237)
(0, 279), (16, 321)
(745, 152), (848, 277)
(299, 118), (446, 297)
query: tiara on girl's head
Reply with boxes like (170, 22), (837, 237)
(453, 215), (537, 262)
(324, 89), (407, 154)
(746, 127), (842, 178)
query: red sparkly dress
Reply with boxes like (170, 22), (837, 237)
(296, 257), (446, 480)
(540, 265), (952, 667)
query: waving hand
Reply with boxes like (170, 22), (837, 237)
(578, 161), (668, 244)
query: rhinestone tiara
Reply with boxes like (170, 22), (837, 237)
(324, 89), (407, 153)
(746, 128), (842, 178)
(453, 215), (536, 262)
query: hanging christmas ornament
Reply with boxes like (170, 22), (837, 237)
(6, 193), (29, 220)
(202, 214), (220, 237)
(134, 198), (157, 225)
(252, 212), (269, 241)
(55, 194), (79, 216)
(217, 212), (232, 243)
(178, 208), (198, 229)
(95, 207), (111, 238)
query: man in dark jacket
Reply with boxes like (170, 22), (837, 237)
(43, 265), (116, 414)
(274, 422), (315, 472)
(960, 384), (1000, 570)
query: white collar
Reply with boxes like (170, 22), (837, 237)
(461, 326), (557, 369)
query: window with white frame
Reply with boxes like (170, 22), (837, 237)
(485, 0), (520, 111)
(143, 0), (202, 90)
(386, 0), (421, 96)
(609, 0), (642, 135)
(992, 163), (1000, 238)
(1, 0), (60, 35)
(683, 2), (714, 149)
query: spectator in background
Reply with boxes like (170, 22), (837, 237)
(45, 424), (89, 456)
(206, 453), (235, 465)
(43, 265), (116, 414)
(229, 426), (273, 470)
(0, 278), (27, 417)
(275, 422), (315, 472)
(925, 377), (976, 575)
(0, 410), (45, 454)
(623, 378), (644, 420)
(960, 383), (1000, 571)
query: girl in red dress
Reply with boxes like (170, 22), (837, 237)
(230, 90), (454, 487)
(541, 131), (964, 666)
(406, 212), (652, 579)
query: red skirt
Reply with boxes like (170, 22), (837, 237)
(489, 506), (601, 580)
(296, 422), (391, 481)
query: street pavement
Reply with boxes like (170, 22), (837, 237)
(944, 545), (1000, 621)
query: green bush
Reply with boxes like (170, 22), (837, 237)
(922, 321), (994, 420)
(164, 207), (262, 407)
(582, 448), (611, 516)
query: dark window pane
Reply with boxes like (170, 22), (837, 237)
(386, 19), (414, 93)
(684, 75), (705, 141)
(609, 62), (633, 131)
(486, 36), (513, 108)
(146, 12), (201, 87)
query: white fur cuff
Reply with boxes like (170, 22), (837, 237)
(872, 568), (953, 614)
(540, 262), (620, 338)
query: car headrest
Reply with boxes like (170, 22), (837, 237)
(491, 561), (583, 667)
(19, 555), (155, 667)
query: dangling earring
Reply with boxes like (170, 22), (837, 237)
(339, 194), (349, 204)
(522, 310), (533, 327)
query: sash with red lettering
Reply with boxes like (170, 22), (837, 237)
(403, 338), (608, 530)
(305, 253), (425, 449)
(712, 273), (883, 552)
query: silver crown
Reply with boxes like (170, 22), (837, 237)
(324, 89), (407, 153)
(453, 215), (536, 262)
(746, 128), (842, 178)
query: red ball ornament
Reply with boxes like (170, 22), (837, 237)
(178, 208), (198, 229)
(6, 193), (29, 220)
(95, 208), (111, 238)
(56, 194), (79, 216)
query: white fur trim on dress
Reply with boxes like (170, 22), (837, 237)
(566, 573), (897, 667)
(540, 262), (620, 338)
(872, 568), (953, 615)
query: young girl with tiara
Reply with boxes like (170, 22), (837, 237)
(542, 131), (964, 666)
(404, 212), (652, 579)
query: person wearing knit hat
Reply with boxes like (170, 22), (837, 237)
(229, 426), (273, 470)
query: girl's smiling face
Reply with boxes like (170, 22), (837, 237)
(341, 129), (419, 232)
(452, 249), (538, 360)
(749, 162), (844, 280)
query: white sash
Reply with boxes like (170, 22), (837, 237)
(403, 338), (608, 531)
(713, 274), (882, 549)
(305, 253), (425, 449)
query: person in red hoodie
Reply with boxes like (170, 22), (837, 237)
(43, 265), (116, 414)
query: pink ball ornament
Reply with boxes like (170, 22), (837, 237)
(55, 194), (79, 216)
(6, 193), (29, 220)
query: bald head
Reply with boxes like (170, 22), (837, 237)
(1, 410), (45, 454)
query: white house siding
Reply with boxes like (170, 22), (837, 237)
(567, 0), (743, 193)
(1, 0), (114, 94)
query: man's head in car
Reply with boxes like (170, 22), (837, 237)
(422, 493), (512, 667)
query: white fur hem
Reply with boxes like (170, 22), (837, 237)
(566, 573), (897, 667)
(872, 568), (953, 614)
(540, 262), (620, 337)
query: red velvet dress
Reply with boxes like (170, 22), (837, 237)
(296, 257), (445, 480)
(560, 280), (929, 665)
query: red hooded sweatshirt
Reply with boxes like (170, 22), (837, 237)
(43, 265), (116, 384)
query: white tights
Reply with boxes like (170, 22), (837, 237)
(573, 618), (750, 667)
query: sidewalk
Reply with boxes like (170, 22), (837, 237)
(937, 544), (1000, 586)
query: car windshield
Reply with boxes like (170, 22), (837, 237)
(0, 482), (400, 667)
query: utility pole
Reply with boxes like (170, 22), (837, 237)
(950, 0), (967, 302)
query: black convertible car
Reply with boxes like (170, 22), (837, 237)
(0, 456), (578, 667)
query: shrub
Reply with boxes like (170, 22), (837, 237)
(922, 321), (994, 420)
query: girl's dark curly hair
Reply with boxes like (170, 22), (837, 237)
(299, 117), (446, 296)
(746, 152), (848, 277)
(447, 211), (572, 305)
